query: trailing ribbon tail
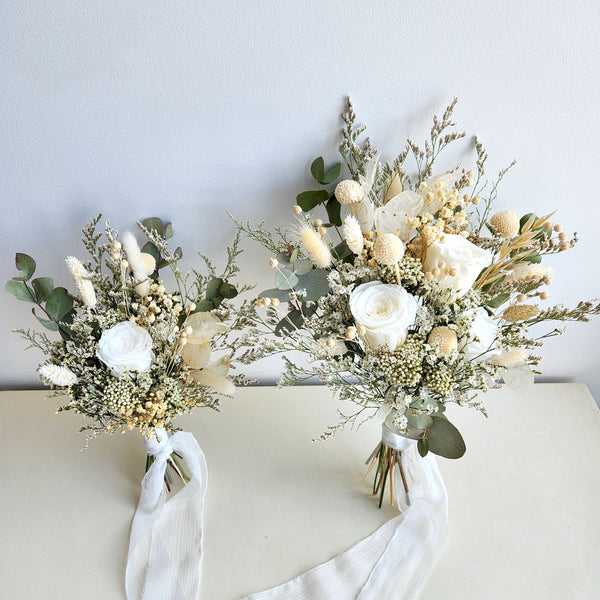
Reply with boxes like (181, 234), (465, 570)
(126, 428), (208, 600)
(240, 429), (447, 600)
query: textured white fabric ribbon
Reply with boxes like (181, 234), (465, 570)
(240, 425), (448, 600)
(126, 427), (208, 600)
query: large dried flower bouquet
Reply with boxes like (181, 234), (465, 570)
(6, 215), (251, 598)
(234, 99), (599, 507)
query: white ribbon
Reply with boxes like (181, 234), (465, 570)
(126, 428), (208, 600)
(240, 425), (448, 600)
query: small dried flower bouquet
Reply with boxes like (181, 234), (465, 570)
(6, 215), (249, 599)
(235, 99), (600, 509)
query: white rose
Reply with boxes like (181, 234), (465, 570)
(462, 308), (501, 362)
(96, 321), (154, 377)
(423, 234), (492, 296)
(349, 281), (418, 352)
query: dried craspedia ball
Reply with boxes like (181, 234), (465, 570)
(335, 179), (365, 205)
(374, 233), (405, 265)
(428, 326), (458, 356)
(502, 304), (540, 322)
(489, 210), (520, 238)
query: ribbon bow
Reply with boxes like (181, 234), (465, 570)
(126, 428), (208, 600)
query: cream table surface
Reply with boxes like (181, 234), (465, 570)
(1, 383), (599, 599)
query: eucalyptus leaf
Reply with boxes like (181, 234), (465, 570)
(325, 197), (342, 226)
(310, 156), (325, 183)
(274, 304), (317, 336)
(276, 269), (299, 290)
(219, 282), (238, 299)
(164, 222), (174, 239)
(290, 247), (299, 263)
(296, 269), (329, 302)
(31, 277), (54, 303)
(297, 190), (329, 212)
(173, 247), (183, 260)
(425, 415), (466, 459)
(45, 287), (73, 321)
(15, 253), (36, 281)
(194, 300), (214, 312)
(6, 280), (35, 302)
(206, 278), (223, 300)
(527, 252), (541, 264)
(292, 259), (313, 276)
(417, 438), (430, 457)
(332, 240), (352, 261)
(320, 162), (341, 185)
(399, 411), (433, 440)
(519, 213), (535, 233)
(259, 288), (292, 302)
(487, 292), (510, 309)
(141, 217), (164, 236)
(32, 308), (59, 331)
(274, 309), (305, 336)
(276, 252), (291, 265)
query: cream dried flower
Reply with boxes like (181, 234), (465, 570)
(374, 233), (405, 266)
(428, 326), (457, 356)
(489, 210), (520, 238)
(502, 304), (540, 322)
(122, 232), (146, 282)
(38, 363), (78, 386)
(342, 215), (364, 255)
(65, 256), (97, 309)
(299, 225), (331, 268)
(505, 264), (553, 284)
(190, 355), (234, 395)
(335, 180), (365, 205)
(491, 348), (529, 368)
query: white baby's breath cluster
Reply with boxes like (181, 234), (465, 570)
(10, 216), (250, 441)
(234, 98), (599, 455)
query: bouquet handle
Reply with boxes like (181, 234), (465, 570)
(126, 428), (208, 600)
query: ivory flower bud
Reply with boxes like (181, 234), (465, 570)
(349, 281), (417, 352)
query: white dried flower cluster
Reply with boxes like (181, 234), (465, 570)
(66, 256), (97, 309)
(342, 215), (364, 255)
(38, 363), (78, 386)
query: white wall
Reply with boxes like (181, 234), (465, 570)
(2, 1), (600, 400)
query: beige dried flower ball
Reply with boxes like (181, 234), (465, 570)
(335, 180), (365, 205)
(489, 209), (520, 238)
(428, 326), (457, 356)
(373, 233), (405, 266)
(502, 304), (540, 322)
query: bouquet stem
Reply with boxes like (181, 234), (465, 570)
(366, 441), (410, 509)
(145, 452), (190, 493)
